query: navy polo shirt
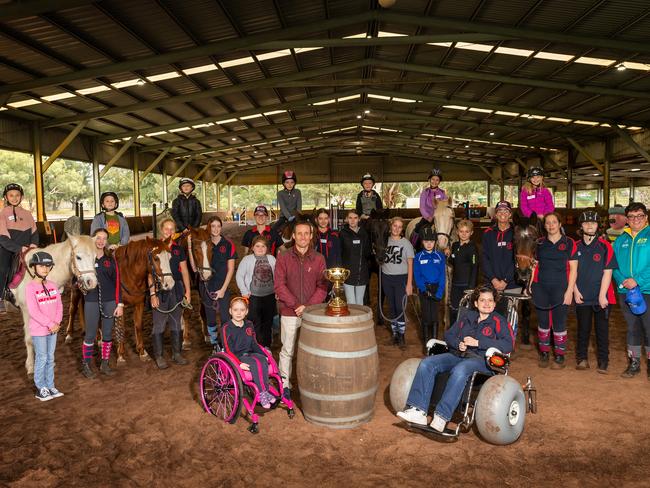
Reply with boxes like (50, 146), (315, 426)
(208, 236), (238, 290)
(534, 235), (577, 285)
(575, 237), (618, 305)
(169, 241), (187, 283)
(241, 225), (281, 256)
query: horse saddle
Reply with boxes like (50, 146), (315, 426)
(7, 250), (28, 290)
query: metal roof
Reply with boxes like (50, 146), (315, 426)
(2, 0), (650, 183)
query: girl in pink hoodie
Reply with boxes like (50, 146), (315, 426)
(520, 166), (555, 219)
(25, 251), (63, 402)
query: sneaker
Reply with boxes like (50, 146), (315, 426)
(596, 364), (608, 375)
(259, 391), (271, 409)
(35, 387), (53, 402)
(49, 387), (64, 399)
(538, 352), (550, 368)
(430, 413), (446, 433)
(551, 355), (566, 369)
(396, 406), (427, 426)
(576, 359), (590, 370)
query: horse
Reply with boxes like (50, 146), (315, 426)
(365, 208), (391, 324)
(275, 212), (318, 253)
(65, 238), (174, 363)
(178, 226), (213, 348)
(14, 235), (99, 375)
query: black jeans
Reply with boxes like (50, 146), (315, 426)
(449, 285), (466, 326)
(248, 294), (276, 347)
(419, 293), (440, 340)
(575, 305), (609, 366)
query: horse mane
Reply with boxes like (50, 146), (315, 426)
(116, 238), (167, 268)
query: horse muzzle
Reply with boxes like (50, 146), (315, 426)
(161, 276), (176, 291)
(79, 274), (98, 292)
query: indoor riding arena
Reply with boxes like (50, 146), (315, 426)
(2, 1), (650, 486)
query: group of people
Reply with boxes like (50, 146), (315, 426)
(1, 164), (649, 411)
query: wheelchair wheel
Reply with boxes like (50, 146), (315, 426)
(200, 355), (243, 424)
(389, 358), (421, 414)
(474, 375), (527, 445)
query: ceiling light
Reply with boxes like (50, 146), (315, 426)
(465, 145), (470, 148)
(136, 78), (146, 86)
(631, 168), (641, 172)
(489, 132), (495, 136)
(364, 109), (371, 114)
(616, 63), (627, 71)
(357, 115), (362, 119)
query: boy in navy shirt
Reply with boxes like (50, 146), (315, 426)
(574, 211), (617, 373)
(413, 227), (446, 348)
(448, 219), (478, 325)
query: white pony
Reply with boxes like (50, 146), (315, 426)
(14, 235), (98, 374)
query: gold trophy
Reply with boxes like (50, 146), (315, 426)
(324, 267), (351, 316)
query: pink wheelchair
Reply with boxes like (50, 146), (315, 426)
(199, 346), (295, 433)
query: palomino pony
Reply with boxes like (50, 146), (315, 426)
(15, 235), (99, 374)
(65, 238), (174, 362)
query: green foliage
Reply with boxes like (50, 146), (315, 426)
(0, 149), (35, 210)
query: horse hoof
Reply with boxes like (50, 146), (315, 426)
(117, 356), (127, 363)
(65, 335), (73, 344)
(204, 336), (211, 345)
(139, 352), (151, 362)
(182, 341), (192, 350)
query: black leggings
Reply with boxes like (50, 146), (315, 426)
(532, 281), (568, 355)
(248, 294), (276, 347)
(419, 293), (440, 339)
(240, 352), (269, 392)
(0, 246), (14, 292)
(152, 291), (183, 334)
(382, 273), (407, 333)
(575, 305), (609, 366)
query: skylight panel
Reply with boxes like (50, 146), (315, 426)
(256, 50), (292, 61)
(145, 131), (167, 137)
(455, 43), (494, 53)
(182, 64), (218, 75)
(377, 31), (407, 37)
(574, 120), (599, 126)
(7, 99), (41, 108)
(338, 94), (360, 101)
(111, 79), (143, 89)
(77, 85), (111, 95)
(219, 57), (255, 68)
(392, 97), (417, 103)
(147, 72), (181, 82)
(169, 127), (192, 133)
(534, 51), (574, 62)
(367, 94), (390, 100)
(41, 92), (76, 102)
(216, 118), (238, 124)
(494, 47), (534, 57)
(546, 117), (572, 123)
(495, 110), (520, 116)
(313, 99), (336, 105)
(443, 105), (469, 110)
(263, 110), (286, 116)
(574, 56), (615, 67)
(343, 33), (368, 39)
(240, 113), (264, 120)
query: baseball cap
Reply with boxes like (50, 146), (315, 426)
(495, 200), (512, 212)
(625, 286), (647, 316)
(254, 205), (268, 215)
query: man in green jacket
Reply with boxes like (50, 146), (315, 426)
(613, 202), (650, 379)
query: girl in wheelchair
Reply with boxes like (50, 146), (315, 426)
(397, 285), (514, 432)
(222, 296), (276, 409)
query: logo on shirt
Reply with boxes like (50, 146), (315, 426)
(103, 260), (111, 268)
(219, 245), (226, 253)
(173, 249), (180, 256)
(507, 242), (512, 250)
(384, 245), (404, 265)
(558, 243), (566, 251)
(481, 326), (493, 337)
(246, 327), (254, 336)
(593, 253), (601, 262)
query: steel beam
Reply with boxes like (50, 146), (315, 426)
(132, 150), (141, 217)
(613, 126), (650, 164)
(193, 162), (215, 181)
(139, 147), (171, 182)
(541, 152), (568, 176)
(220, 172), (238, 190)
(31, 123), (45, 222)
(99, 136), (137, 177)
(604, 138), (612, 210)
(567, 138), (604, 174)
(210, 167), (227, 184)
(43, 60), (369, 128)
(166, 156), (194, 183)
(91, 140), (101, 214)
(41, 121), (88, 172)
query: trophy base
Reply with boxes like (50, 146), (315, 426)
(326, 305), (350, 317)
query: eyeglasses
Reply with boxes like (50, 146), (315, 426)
(627, 214), (647, 220)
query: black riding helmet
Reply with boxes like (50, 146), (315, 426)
(527, 166), (545, 179)
(420, 226), (436, 242)
(360, 173), (375, 185)
(3, 183), (24, 198)
(428, 168), (443, 181)
(29, 251), (55, 268)
(579, 210), (600, 224)
(100, 191), (119, 210)
(178, 177), (195, 192)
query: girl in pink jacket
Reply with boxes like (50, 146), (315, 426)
(520, 166), (555, 219)
(25, 251), (64, 402)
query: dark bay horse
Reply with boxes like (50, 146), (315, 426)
(512, 212), (539, 346)
(65, 238), (174, 362)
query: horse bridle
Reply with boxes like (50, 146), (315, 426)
(188, 238), (214, 281)
(69, 242), (97, 294)
(148, 248), (173, 292)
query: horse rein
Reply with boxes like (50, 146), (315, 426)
(187, 238), (214, 280)
(147, 248), (174, 293)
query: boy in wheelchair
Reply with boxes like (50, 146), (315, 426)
(222, 296), (276, 409)
(397, 285), (514, 432)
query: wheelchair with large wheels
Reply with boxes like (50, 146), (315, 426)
(199, 345), (295, 434)
(389, 341), (537, 445)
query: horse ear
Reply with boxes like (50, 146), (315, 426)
(67, 234), (79, 246)
(511, 209), (521, 226)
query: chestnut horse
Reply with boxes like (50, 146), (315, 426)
(65, 238), (174, 362)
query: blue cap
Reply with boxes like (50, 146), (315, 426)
(625, 286), (647, 316)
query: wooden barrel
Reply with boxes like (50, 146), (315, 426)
(297, 304), (378, 429)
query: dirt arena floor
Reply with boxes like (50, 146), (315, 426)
(2, 223), (650, 487)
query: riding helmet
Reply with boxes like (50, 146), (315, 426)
(282, 170), (297, 184)
(3, 183), (24, 198)
(428, 168), (443, 180)
(179, 177), (195, 191)
(28, 251), (55, 268)
(360, 173), (375, 185)
(527, 166), (545, 179)
(420, 226), (436, 242)
(100, 191), (119, 210)
(579, 210), (600, 224)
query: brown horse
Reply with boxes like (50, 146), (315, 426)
(276, 211), (318, 253)
(65, 237), (174, 362)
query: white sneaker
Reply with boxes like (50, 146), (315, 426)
(397, 407), (427, 426)
(35, 387), (53, 402)
(430, 413), (446, 432)
(49, 387), (64, 399)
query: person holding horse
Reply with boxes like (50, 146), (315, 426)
(414, 226), (446, 348)
(613, 202), (650, 379)
(242, 205), (282, 256)
(356, 173), (383, 220)
(412, 168), (448, 245)
(519, 166), (554, 221)
(80, 228), (124, 379)
(448, 219), (479, 326)
(171, 177), (203, 233)
(149, 218), (192, 369)
(573, 211), (617, 374)
(200, 216), (238, 352)
(0, 183), (38, 314)
(396, 285), (513, 432)
(533, 212), (578, 369)
(274, 220), (328, 401)
(382, 216), (415, 348)
(340, 209), (371, 305)
(236, 235), (277, 347)
(90, 192), (130, 251)
(25, 251), (64, 401)
(272, 170), (302, 234)
(314, 208), (341, 270)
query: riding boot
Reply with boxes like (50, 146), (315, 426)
(430, 322), (438, 342)
(99, 341), (115, 375)
(621, 357), (640, 378)
(420, 321), (429, 345)
(171, 331), (189, 365)
(152, 333), (169, 370)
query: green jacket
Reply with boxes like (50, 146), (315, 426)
(613, 225), (650, 294)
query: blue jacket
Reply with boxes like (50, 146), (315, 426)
(444, 309), (514, 358)
(613, 225), (650, 294)
(413, 249), (446, 300)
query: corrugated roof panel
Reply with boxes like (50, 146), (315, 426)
(474, 0), (547, 25)
(521, 0), (606, 32)
(431, 0), (487, 20)
(0, 35), (69, 76)
(154, 0), (238, 43)
(222, 0), (282, 35)
(565, 0), (650, 38)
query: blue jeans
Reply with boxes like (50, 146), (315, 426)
(33, 334), (57, 391)
(406, 353), (491, 421)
